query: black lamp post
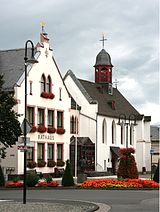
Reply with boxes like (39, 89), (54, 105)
(23, 40), (38, 204)
(117, 114), (137, 148)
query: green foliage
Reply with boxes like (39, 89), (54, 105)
(13, 176), (20, 183)
(117, 148), (139, 179)
(0, 165), (5, 186)
(0, 74), (22, 158)
(45, 174), (53, 183)
(26, 173), (39, 187)
(62, 160), (74, 186)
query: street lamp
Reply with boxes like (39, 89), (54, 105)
(23, 40), (38, 204)
(117, 114), (137, 148)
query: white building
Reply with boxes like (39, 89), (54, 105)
(64, 46), (151, 174)
(0, 30), (71, 177)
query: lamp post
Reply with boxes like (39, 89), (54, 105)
(117, 114), (137, 148)
(23, 40), (38, 204)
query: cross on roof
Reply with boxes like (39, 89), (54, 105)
(100, 33), (107, 49)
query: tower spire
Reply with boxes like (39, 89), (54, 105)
(100, 33), (107, 49)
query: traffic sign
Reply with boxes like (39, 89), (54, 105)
(21, 119), (32, 135)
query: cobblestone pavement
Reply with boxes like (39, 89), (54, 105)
(0, 200), (110, 212)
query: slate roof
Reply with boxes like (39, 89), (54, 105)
(65, 70), (142, 120)
(0, 48), (25, 91)
(70, 136), (94, 145)
(150, 126), (160, 141)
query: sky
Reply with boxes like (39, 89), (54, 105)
(0, 0), (159, 125)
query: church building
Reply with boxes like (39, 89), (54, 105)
(64, 36), (151, 174)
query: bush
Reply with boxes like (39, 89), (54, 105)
(26, 173), (39, 187)
(62, 160), (74, 186)
(0, 165), (5, 186)
(117, 148), (139, 179)
(45, 174), (53, 183)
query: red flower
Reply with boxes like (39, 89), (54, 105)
(30, 126), (37, 133)
(47, 127), (56, 133)
(37, 125), (47, 133)
(56, 128), (65, 134)
(40, 92), (49, 98)
(48, 93), (55, 99)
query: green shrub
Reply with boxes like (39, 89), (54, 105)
(0, 165), (5, 186)
(26, 173), (39, 187)
(45, 174), (53, 183)
(62, 160), (74, 186)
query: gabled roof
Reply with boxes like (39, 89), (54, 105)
(0, 48), (25, 91)
(65, 70), (142, 119)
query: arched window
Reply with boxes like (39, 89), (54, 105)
(41, 74), (46, 93)
(102, 119), (107, 144)
(121, 122), (125, 145)
(112, 120), (116, 144)
(130, 124), (134, 145)
(46, 75), (52, 93)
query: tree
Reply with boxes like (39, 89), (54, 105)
(0, 74), (22, 158)
(117, 148), (139, 179)
(0, 165), (5, 186)
(62, 160), (74, 186)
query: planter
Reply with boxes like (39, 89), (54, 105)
(27, 161), (37, 169)
(48, 93), (55, 99)
(47, 160), (56, 167)
(37, 125), (47, 133)
(47, 127), (56, 133)
(56, 128), (65, 134)
(56, 160), (65, 167)
(37, 160), (46, 167)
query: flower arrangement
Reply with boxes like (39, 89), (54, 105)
(56, 160), (65, 167)
(5, 182), (24, 188)
(35, 181), (59, 187)
(48, 93), (55, 99)
(37, 125), (47, 133)
(47, 160), (56, 167)
(56, 128), (65, 134)
(80, 178), (160, 189)
(40, 92), (55, 99)
(27, 161), (37, 169)
(30, 126), (37, 133)
(37, 160), (46, 167)
(47, 127), (56, 133)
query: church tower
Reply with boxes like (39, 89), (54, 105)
(94, 35), (113, 94)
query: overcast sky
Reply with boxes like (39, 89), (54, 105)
(1, 0), (159, 124)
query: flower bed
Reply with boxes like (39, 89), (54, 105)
(5, 182), (24, 188)
(35, 181), (59, 187)
(79, 178), (160, 189)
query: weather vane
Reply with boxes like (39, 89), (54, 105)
(40, 22), (46, 33)
(100, 33), (107, 49)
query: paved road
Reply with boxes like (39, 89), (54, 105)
(0, 189), (158, 212)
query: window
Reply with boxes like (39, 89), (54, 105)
(27, 107), (34, 126)
(38, 108), (45, 126)
(41, 74), (46, 93)
(27, 147), (34, 161)
(48, 110), (54, 127)
(121, 122), (125, 145)
(59, 87), (62, 101)
(48, 144), (54, 160)
(37, 143), (45, 160)
(57, 144), (63, 160)
(112, 120), (116, 144)
(70, 116), (74, 133)
(57, 111), (63, 128)
(29, 81), (33, 95)
(130, 124), (134, 145)
(102, 119), (107, 144)
(46, 76), (51, 93)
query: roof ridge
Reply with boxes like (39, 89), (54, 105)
(0, 48), (25, 52)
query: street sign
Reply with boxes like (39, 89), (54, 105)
(17, 146), (28, 151)
(21, 119), (32, 135)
